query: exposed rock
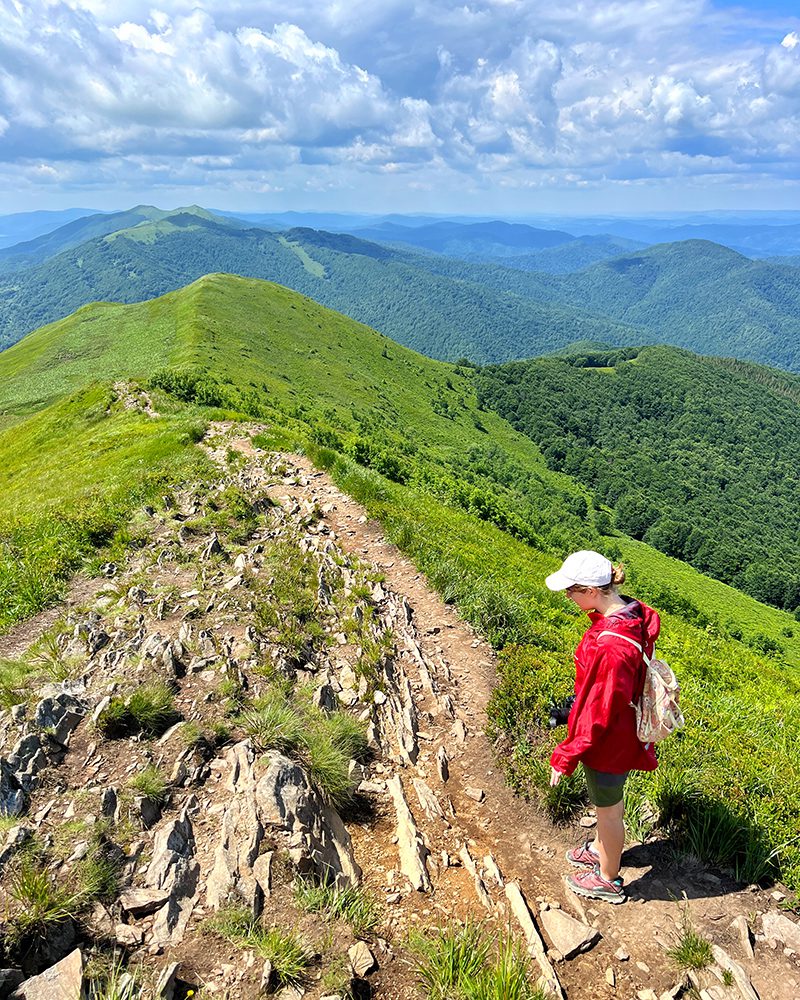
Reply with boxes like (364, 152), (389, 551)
(762, 912), (800, 952)
(0, 825), (33, 872)
(348, 942), (376, 977)
(0, 761), (26, 817)
(504, 882), (564, 999)
(730, 915), (754, 959)
(145, 811), (194, 890)
(133, 795), (161, 830)
(207, 742), (264, 912)
(0, 970), (24, 998)
(119, 888), (172, 917)
(412, 778), (446, 822)
(34, 694), (86, 746)
(435, 746), (449, 783)
(151, 859), (199, 947)
(257, 753), (361, 887)
(11, 948), (85, 1000)
(155, 963), (179, 1000)
(386, 774), (430, 892)
(253, 852), (273, 899)
(99, 787), (118, 819)
(540, 907), (600, 960)
(464, 786), (485, 803)
(201, 534), (224, 560)
(605, 967), (615, 987)
(710, 945), (759, 1000)
(260, 960), (277, 993)
(115, 924), (145, 947)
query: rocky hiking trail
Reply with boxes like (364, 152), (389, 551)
(0, 417), (798, 1000)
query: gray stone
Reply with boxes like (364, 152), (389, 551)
(0, 760), (26, 817)
(348, 942), (376, 977)
(155, 963), (179, 1000)
(730, 915), (754, 959)
(540, 907), (601, 959)
(762, 912), (800, 952)
(99, 787), (118, 819)
(386, 774), (430, 892)
(206, 742), (264, 912)
(33, 694), (86, 746)
(115, 924), (144, 947)
(151, 860), (199, 947)
(133, 795), (161, 830)
(0, 825), (33, 872)
(119, 888), (171, 916)
(260, 960), (277, 993)
(146, 811), (194, 890)
(0, 970), (24, 998)
(11, 948), (85, 1000)
(256, 753), (361, 888)
(710, 946), (759, 1000)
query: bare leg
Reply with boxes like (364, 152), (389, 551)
(594, 800), (625, 881)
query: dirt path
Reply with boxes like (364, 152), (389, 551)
(260, 446), (798, 1000)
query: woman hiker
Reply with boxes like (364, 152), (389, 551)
(546, 550), (660, 904)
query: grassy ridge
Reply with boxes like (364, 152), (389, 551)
(1, 273), (798, 890)
(0, 383), (209, 630)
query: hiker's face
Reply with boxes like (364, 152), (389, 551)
(565, 584), (598, 612)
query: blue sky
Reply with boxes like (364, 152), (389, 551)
(2, 1), (800, 215)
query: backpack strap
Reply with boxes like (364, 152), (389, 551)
(597, 630), (652, 665)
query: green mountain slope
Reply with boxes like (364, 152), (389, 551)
(2, 275), (800, 893)
(417, 241), (800, 371)
(0, 211), (641, 360)
(477, 344), (800, 612)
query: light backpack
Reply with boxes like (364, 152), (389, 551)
(598, 631), (684, 745)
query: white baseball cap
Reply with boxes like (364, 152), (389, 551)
(545, 550), (613, 591)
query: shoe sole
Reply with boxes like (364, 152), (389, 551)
(567, 879), (627, 905)
(565, 849), (599, 868)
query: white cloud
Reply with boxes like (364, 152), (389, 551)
(1, 0), (800, 209)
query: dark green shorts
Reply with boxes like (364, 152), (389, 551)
(583, 764), (628, 808)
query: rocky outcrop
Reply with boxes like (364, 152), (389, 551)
(256, 753), (361, 887)
(11, 949), (85, 1000)
(206, 741), (264, 912)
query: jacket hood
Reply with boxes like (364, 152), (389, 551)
(587, 599), (660, 646)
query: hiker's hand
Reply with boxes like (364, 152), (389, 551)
(550, 767), (564, 786)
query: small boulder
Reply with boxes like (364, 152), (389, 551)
(540, 907), (600, 959)
(11, 948), (84, 1000)
(762, 912), (800, 953)
(348, 942), (376, 977)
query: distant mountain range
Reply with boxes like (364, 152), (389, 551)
(2, 205), (800, 372)
(0, 206), (642, 360)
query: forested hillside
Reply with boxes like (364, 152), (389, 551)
(477, 345), (800, 612)
(0, 209), (640, 358)
(408, 239), (800, 372)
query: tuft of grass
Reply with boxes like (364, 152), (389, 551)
(410, 923), (544, 1000)
(300, 728), (354, 809)
(128, 764), (169, 805)
(205, 906), (311, 986)
(77, 844), (123, 904)
(666, 911), (714, 971)
(294, 877), (382, 937)
(240, 692), (305, 754)
(0, 657), (35, 709)
(5, 857), (85, 952)
(96, 681), (179, 739)
(323, 711), (370, 761)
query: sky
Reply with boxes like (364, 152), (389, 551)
(2, 0), (800, 215)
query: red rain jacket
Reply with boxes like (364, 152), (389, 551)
(550, 600), (660, 777)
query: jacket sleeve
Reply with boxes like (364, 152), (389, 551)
(550, 638), (640, 776)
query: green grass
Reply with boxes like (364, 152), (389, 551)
(2, 272), (799, 895)
(205, 906), (311, 986)
(127, 764), (170, 805)
(5, 857), (85, 953)
(239, 688), (367, 809)
(666, 912), (713, 971)
(410, 922), (544, 1000)
(97, 681), (179, 739)
(294, 877), (382, 937)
